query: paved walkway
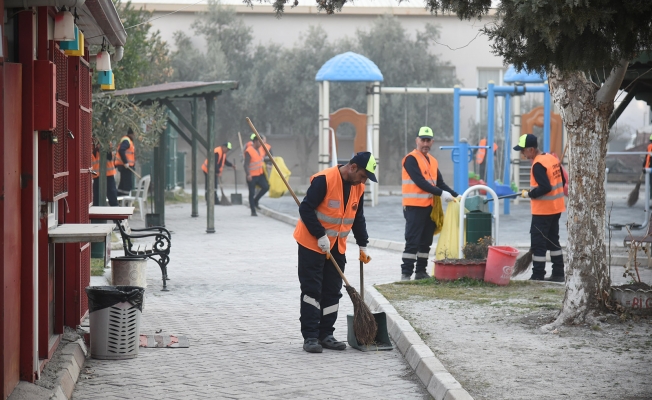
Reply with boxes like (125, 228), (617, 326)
(73, 202), (431, 399)
(73, 184), (651, 399)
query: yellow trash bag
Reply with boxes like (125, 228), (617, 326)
(430, 196), (444, 236)
(434, 201), (468, 261)
(268, 157), (291, 198)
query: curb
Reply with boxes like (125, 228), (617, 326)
(255, 203), (631, 265)
(364, 285), (474, 400)
(8, 338), (88, 400)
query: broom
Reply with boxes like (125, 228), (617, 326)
(513, 142), (571, 277)
(219, 177), (232, 206)
(627, 173), (644, 207)
(512, 250), (532, 277)
(246, 117), (377, 345)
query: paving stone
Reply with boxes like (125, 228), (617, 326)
(72, 203), (431, 399)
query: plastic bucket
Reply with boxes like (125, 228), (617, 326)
(484, 246), (519, 285)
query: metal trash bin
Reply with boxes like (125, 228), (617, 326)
(85, 286), (145, 360)
(111, 257), (147, 288)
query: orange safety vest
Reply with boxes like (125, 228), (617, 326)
(475, 139), (498, 165)
(402, 149), (438, 207)
(91, 151), (116, 178)
(114, 136), (135, 166)
(246, 145), (264, 177)
(293, 166), (365, 254)
(530, 153), (566, 215)
(646, 143), (652, 169)
(201, 146), (227, 175)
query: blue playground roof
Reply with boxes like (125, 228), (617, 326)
(503, 65), (546, 83)
(315, 52), (384, 82)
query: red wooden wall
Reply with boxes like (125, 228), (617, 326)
(1, 63), (23, 399)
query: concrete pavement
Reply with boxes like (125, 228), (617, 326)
(71, 182), (650, 399)
(73, 202), (433, 399)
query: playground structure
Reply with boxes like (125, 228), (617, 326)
(315, 52), (557, 212)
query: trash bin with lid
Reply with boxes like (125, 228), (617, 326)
(85, 286), (145, 360)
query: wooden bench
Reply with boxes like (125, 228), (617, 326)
(115, 219), (172, 291)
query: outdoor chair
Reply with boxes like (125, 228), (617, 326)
(623, 213), (652, 267)
(118, 174), (151, 220)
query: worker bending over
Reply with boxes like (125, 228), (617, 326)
(202, 142), (234, 204)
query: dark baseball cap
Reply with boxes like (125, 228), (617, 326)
(513, 134), (538, 151)
(417, 126), (434, 139)
(350, 152), (378, 183)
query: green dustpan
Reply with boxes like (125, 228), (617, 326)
(347, 260), (393, 352)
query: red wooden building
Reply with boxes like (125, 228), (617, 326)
(0, 1), (126, 397)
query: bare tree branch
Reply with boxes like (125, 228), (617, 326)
(595, 60), (629, 106)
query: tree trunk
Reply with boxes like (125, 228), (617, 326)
(546, 68), (613, 327)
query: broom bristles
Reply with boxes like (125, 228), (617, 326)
(220, 190), (232, 206)
(627, 182), (641, 207)
(345, 285), (377, 345)
(512, 250), (532, 277)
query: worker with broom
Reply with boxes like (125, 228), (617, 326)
(401, 127), (459, 281)
(245, 136), (270, 216)
(202, 142), (235, 204)
(513, 133), (566, 282)
(293, 151), (376, 353)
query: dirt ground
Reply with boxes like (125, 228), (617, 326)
(377, 280), (652, 400)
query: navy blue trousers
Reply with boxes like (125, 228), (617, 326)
(401, 205), (436, 275)
(298, 242), (346, 340)
(530, 213), (564, 278)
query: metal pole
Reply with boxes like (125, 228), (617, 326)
(543, 85), (551, 153)
(191, 98), (199, 217)
(206, 96), (216, 233)
(487, 82), (495, 190)
(453, 86), (461, 190)
(503, 93), (511, 215)
(98, 150), (107, 206)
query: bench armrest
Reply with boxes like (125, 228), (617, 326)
(130, 225), (171, 239)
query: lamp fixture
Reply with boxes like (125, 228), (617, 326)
(54, 7), (75, 41)
(96, 47), (112, 71)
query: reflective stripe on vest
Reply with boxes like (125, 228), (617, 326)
(91, 152), (116, 178)
(402, 149), (438, 207)
(530, 153), (566, 215)
(246, 146), (264, 177)
(202, 147), (226, 175)
(293, 166), (365, 254)
(114, 136), (135, 166)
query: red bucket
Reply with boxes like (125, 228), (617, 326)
(484, 246), (519, 285)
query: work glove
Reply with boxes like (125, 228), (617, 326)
(359, 247), (371, 264)
(521, 189), (529, 198)
(440, 191), (454, 203)
(317, 235), (330, 253)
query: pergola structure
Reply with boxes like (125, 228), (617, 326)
(113, 81), (239, 232)
(316, 52), (383, 206)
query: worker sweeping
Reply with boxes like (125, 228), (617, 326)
(294, 152), (376, 353)
(513, 134), (566, 282)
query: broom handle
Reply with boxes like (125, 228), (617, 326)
(126, 165), (142, 179)
(246, 117), (350, 286)
(246, 118), (301, 206)
(360, 260), (364, 302)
